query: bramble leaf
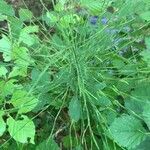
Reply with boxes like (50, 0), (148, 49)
(0, 35), (12, 62)
(9, 66), (28, 78)
(0, 111), (6, 136)
(0, 66), (8, 77)
(11, 90), (38, 114)
(19, 26), (39, 46)
(0, 14), (7, 21)
(9, 46), (33, 77)
(81, 0), (102, 15)
(45, 11), (58, 26)
(0, 79), (15, 97)
(7, 115), (35, 144)
(8, 17), (23, 39)
(19, 8), (33, 21)
(12, 46), (33, 66)
(60, 15), (76, 28)
(125, 82), (150, 114)
(109, 115), (146, 149)
(0, 0), (14, 16)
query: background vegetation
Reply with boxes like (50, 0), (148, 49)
(0, 0), (150, 149)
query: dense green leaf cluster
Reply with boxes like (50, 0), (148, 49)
(0, 0), (150, 149)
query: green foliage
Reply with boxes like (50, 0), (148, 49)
(19, 8), (33, 21)
(11, 90), (38, 114)
(0, 111), (6, 136)
(142, 105), (150, 130)
(109, 115), (146, 149)
(7, 115), (35, 144)
(68, 97), (81, 122)
(0, 0), (150, 149)
(0, 66), (8, 77)
(80, 0), (103, 15)
(36, 138), (59, 150)
(0, 0), (14, 16)
(19, 25), (39, 46)
(0, 35), (12, 61)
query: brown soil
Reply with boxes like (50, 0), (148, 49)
(6, 0), (53, 16)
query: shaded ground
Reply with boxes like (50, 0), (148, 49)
(6, 0), (53, 16)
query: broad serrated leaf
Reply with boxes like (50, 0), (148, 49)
(60, 14), (76, 28)
(33, 93), (50, 112)
(145, 37), (150, 50)
(21, 25), (39, 34)
(19, 8), (33, 21)
(9, 46), (34, 78)
(0, 111), (6, 136)
(8, 17), (23, 39)
(0, 0), (14, 16)
(0, 66), (8, 77)
(125, 82), (150, 115)
(102, 109), (117, 125)
(130, 82), (150, 100)
(0, 35), (12, 61)
(30, 69), (51, 93)
(140, 11), (150, 21)
(9, 66), (28, 78)
(109, 115), (146, 149)
(36, 138), (59, 150)
(31, 69), (50, 85)
(7, 115), (35, 144)
(133, 138), (150, 150)
(12, 46), (33, 67)
(54, 2), (64, 12)
(19, 26), (39, 46)
(142, 105), (150, 130)
(97, 96), (112, 107)
(68, 97), (81, 122)
(140, 50), (150, 66)
(0, 14), (7, 21)
(0, 79), (15, 97)
(125, 98), (143, 115)
(45, 11), (58, 26)
(81, 0), (102, 15)
(11, 90), (38, 114)
(112, 59), (125, 69)
(114, 0), (143, 17)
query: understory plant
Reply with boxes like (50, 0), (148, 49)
(0, 0), (150, 149)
